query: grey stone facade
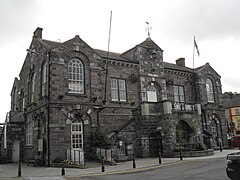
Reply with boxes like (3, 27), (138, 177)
(4, 27), (227, 166)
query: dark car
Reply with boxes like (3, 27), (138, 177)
(226, 151), (240, 179)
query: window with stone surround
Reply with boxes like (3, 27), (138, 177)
(173, 85), (185, 103)
(111, 78), (127, 102)
(41, 61), (47, 96)
(206, 78), (215, 103)
(146, 85), (157, 102)
(71, 123), (83, 149)
(68, 58), (84, 94)
(26, 117), (33, 146)
(29, 73), (36, 103)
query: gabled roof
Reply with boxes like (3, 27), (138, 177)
(120, 37), (163, 63)
(194, 63), (221, 78)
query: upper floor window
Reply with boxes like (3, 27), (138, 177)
(174, 85), (185, 103)
(68, 58), (84, 94)
(111, 78), (127, 102)
(147, 85), (157, 102)
(41, 62), (47, 96)
(235, 108), (240, 115)
(29, 73), (36, 103)
(12, 87), (17, 111)
(206, 78), (214, 102)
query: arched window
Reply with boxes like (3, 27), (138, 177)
(68, 58), (84, 94)
(41, 62), (47, 96)
(147, 85), (157, 102)
(206, 78), (214, 102)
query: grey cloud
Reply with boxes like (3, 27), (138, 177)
(159, 0), (240, 42)
(0, 0), (39, 47)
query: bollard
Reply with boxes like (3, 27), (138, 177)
(180, 149), (183, 161)
(18, 162), (21, 177)
(61, 167), (65, 176)
(159, 152), (162, 164)
(220, 143), (222, 152)
(133, 154), (136, 169)
(101, 156), (105, 172)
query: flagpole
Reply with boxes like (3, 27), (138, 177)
(193, 35), (195, 69)
(103, 11), (112, 104)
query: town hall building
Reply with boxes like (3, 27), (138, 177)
(2, 27), (227, 166)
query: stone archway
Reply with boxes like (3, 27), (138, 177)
(176, 120), (194, 145)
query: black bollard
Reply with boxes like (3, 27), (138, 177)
(159, 152), (162, 164)
(180, 149), (183, 161)
(18, 162), (21, 177)
(61, 167), (65, 176)
(133, 154), (136, 169)
(220, 144), (222, 152)
(101, 156), (105, 172)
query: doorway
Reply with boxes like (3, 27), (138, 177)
(12, 140), (20, 162)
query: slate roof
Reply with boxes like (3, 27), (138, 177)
(224, 95), (240, 108)
(164, 62), (193, 73)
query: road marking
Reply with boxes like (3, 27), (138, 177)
(67, 161), (187, 179)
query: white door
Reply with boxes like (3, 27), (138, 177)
(12, 140), (20, 162)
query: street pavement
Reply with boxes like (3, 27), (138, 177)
(0, 149), (239, 180)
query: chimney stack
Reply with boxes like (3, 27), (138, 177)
(33, 27), (43, 39)
(176, 58), (185, 67)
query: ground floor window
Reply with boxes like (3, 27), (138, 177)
(71, 123), (83, 149)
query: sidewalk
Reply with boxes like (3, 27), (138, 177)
(0, 149), (239, 179)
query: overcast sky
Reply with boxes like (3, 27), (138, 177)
(1, 0), (240, 122)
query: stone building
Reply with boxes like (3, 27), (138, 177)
(4, 27), (227, 166)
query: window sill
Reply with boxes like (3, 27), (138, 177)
(65, 92), (87, 97)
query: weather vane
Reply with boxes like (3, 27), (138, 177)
(145, 22), (152, 38)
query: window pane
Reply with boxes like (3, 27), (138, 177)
(68, 58), (84, 94)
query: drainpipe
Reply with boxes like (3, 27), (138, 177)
(47, 51), (51, 167)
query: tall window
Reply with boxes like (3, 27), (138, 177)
(26, 117), (33, 146)
(29, 73), (36, 103)
(41, 62), (47, 96)
(68, 58), (84, 94)
(111, 78), (127, 102)
(147, 85), (157, 102)
(173, 85), (185, 103)
(19, 90), (25, 111)
(71, 123), (83, 149)
(12, 87), (17, 111)
(206, 78), (214, 102)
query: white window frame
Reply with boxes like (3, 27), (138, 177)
(111, 78), (127, 102)
(71, 123), (83, 150)
(30, 73), (36, 103)
(206, 78), (214, 103)
(147, 85), (157, 102)
(26, 118), (33, 146)
(41, 62), (47, 96)
(68, 58), (84, 94)
(173, 85), (185, 103)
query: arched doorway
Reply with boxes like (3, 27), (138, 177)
(176, 120), (194, 145)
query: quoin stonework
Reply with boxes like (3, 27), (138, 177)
(1, 27), (227, 166)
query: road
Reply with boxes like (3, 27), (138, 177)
(68, 157), (229, 180)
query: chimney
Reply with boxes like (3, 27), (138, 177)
(33, 27), (43, 39)
(176, 58), (185, 67)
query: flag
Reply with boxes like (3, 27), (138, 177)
(194, 38), (200, 56)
